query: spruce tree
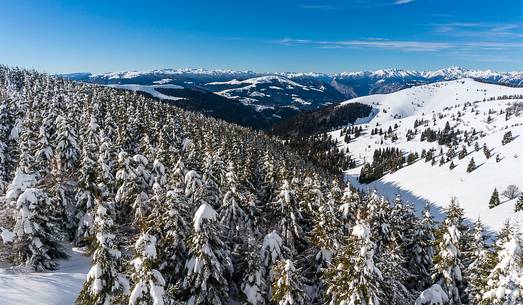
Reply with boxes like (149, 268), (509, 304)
(489, 188), (501, 209)
(74, 108), (100, 244)
(0, 99), (9, 192)
(407, 204), (436, 290)
(483, 144), (491, 159)
(76, 195), (129, 305)
(502, 131), (513, 145)
(184, 203), (232, 305)
(515, 196), (523, 212)
(338, 184), (358, 233)
(219, 162), (248, 246)
(114, 151), (138, 223)
(271, 259), (309, 305)
(465, 219), (494, 305)
(54, 113), (80, 173)
(12, 187), (66, 271)
(260, 231), (285, 301)
(146, 177), (188, 296)
(466, 157), (476, 173)
(272, 179), (304, 254)
(129, 233), (168, 305)
(240, 236), (266, 305)
(483, 227), (523, 305)
(325, 213), (383, 305)
(432, 200), (466, 305)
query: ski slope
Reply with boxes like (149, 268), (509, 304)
(331, 79), (523, 231)
(0, 248), (90, 305)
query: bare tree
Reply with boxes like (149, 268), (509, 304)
(502, 185), (521, 200)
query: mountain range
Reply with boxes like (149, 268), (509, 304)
(62, 67), (523, 130)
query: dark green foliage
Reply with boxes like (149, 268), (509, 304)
(359, 147), (404, 183)
(501, 130), (513, 145)
(270, 102), (372, 137)
(489, 188), (501, 209)
(466, 157), (476, 173)
(516, 196), (523, 212)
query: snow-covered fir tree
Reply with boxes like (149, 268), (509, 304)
(408, 204), (436, 290)
(271, 259), (309, 305)
(483, 226), (523, 305)
(325, 212), (383, 305)
(129, 232), (168, 305)
(432, 199), (467, 305)
(465, 218), (494, 305)
(272, 179), (304, 254)
(184, 203), (232, 305)
(12, 187), (66, 271)
(76, 195), (129, 305)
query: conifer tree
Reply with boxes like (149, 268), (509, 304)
(147, 182), (188, 296)
(54, 113), (80, 173)
(184, 169), (203, 207)
(170, 157), (187, 191)
(129, 233), (168, 305)
(408, 204), (436, 290)
(35, 109), (55, 177)
(240, 236), (266, 305)
(466, 157), (476, 173)
(114, 151), (137, 223)
(325, 213), (383, 305)
(502, 131), (513, 145)
(272, 179), (304, 254)
(271, 259), (309, 305)
(201, 152), (222, 209)
(184, 203), (232, 305)
(0, 99), (9, 192)
(432, 200), (466, 305)
(338, 184), (359, 233)
(483, 144), (491, 159)
(465, 219), (494, 305)
(74, 108), (100, 244)
(12, 187), (66, 271)
(483, 227), (523, 305)
(131, 154), (152, 225)
(489, 188), (501, 209)
(260, 231), (285, 301)
(219, 162), (248, 247)
(514, 196), (523, 212)
(76, 195), (129, 305)
(378, 236), (415, 305)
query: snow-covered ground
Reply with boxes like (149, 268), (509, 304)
(0, 247), (90, 305)
(106, 84), (184, 101)
(331, 79), (523, 231)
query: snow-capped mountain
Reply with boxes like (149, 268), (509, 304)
(329, 78), (523, 231)
(63, 67), (523, 120)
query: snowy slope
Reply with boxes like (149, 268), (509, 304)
(331, 79), (523, 230)
(107, 84), (185, 101)
(0, 247), (90, 305)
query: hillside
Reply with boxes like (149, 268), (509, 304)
(330, 78), (523, 230)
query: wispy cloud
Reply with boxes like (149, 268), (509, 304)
(278, 38), (451, 51)
(277, 37), (523, 52)
(394, 0), (415, 5)
(296, 0), (415, 10)
(433, 22), (523, 39)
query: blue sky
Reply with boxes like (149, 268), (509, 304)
(1, 0), (523, 73)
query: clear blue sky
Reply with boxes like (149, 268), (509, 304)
(1, 0), (523, 73)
